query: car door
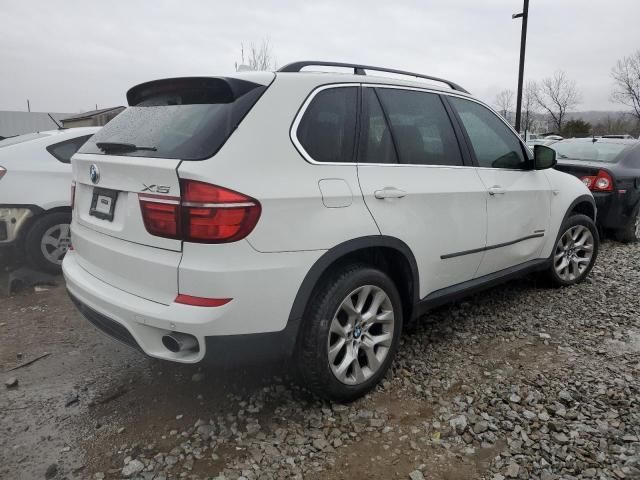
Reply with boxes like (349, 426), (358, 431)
(357, 85), (487, 298)
(447, 96), (552, 277)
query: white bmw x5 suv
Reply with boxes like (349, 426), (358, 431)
(63, 62), (598, 401)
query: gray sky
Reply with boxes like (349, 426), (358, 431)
(1, 0), (638, 113)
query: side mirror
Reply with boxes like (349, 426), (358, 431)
(533, 145), (557, 170)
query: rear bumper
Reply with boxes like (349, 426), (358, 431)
(64, 250), (215, 363)
(63, 246), (322, 364)
(593, 191), (637, 229)
(0, 205), (41, 244)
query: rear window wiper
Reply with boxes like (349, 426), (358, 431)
(96, 141), (157, 153)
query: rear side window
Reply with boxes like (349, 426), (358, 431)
(80, 77), (268, 160)
(46, 135), (92, 163)
(449, 97), (528, 169)
(359, 88), (398, 164)
(296, 87), (357, 163)
(375, 88), (463, 166)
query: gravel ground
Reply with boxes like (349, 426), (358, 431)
(1, 240), (639, 480)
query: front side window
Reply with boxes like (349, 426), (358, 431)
(450, 97), (528, 169)
(375, 88), (463, 166)
(296, 87), (357, 163)
(47, 135), (93, 163)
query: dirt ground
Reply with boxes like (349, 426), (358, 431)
(1, 241), (639, 480)
(0, 282), (282, 479)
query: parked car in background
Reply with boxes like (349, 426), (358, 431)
(63, 62), (598, 401)
(0, 127), (100, 272)
(552, 137), (640, 242)
(526, 137), (562, 150)
(602, 134), (635, 140)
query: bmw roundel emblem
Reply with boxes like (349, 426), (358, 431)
(89, 164), (100, 184)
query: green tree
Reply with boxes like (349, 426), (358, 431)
(561, 119), (592, 138)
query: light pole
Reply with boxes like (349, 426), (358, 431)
(512, 0), (529, 135)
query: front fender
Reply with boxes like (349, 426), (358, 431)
(542, 169), (595, 258)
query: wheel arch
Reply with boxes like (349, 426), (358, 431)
(567, 195), (596, 221)
(284, 236), (419, 354)
(542, 194), (597, 260)
(22, 206), (71, 239)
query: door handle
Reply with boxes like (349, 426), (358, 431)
(374, 187), (407, 199)
(488, 186), (506, 196)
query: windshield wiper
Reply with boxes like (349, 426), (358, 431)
(96, 141), (157, 153)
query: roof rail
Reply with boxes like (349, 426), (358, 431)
(277, 61), (469, 94)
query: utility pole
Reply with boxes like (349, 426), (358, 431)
(512, 0), (529, 135)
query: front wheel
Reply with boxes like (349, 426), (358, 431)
(296, 264), (403, 402)
(547, 214), (599, 287)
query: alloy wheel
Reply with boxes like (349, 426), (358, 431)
(327, 285), (395, 385)
(554, 224), (594, 282)
(40, 223), (71, 266)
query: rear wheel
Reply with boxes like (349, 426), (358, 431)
(614, 206), (640, 243)
(547, 214), (599, 287)
(296, 264), (403, 402)
(24, 212), (72, 274)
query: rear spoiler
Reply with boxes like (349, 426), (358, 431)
(126, 77), (265, 106)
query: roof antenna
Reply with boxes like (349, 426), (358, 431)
(48, 113), (63, 130)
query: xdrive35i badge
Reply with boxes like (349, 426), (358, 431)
(89, 164), (100, 184)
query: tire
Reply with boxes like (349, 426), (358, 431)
(24, 212), (72, 274)
(547, 214), (599, 287)
(295, 264), (403, 402)
(614, 205), (640, 243)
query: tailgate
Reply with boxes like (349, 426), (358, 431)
(73, 153), (182, 251)
(71, 153), (182, 305)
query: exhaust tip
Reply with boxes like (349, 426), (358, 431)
(162, 332), (199, 353)
(162, 335), (181, 353)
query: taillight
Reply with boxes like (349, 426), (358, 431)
(138, 180), (261, 243)
(139, 194), (181, 238)
(70, 181), (76, 210)
(581, 170), (613, 192)
(181, 180), (261, 243)
(0, 166), (6, 180)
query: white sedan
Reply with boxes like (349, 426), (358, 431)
(0, 127), (100, 273)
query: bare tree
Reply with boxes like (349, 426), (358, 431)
(494, 89), (515, 123)
(533, 71), (580, 133)
(522, 81), (538, 136)
(611, 50), (640, 122)
(236, 39), (277, 71)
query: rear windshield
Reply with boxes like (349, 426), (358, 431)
(0, 132), (48, 148)
(80, 77), (268, 160)
(552, 141), (629, 163)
